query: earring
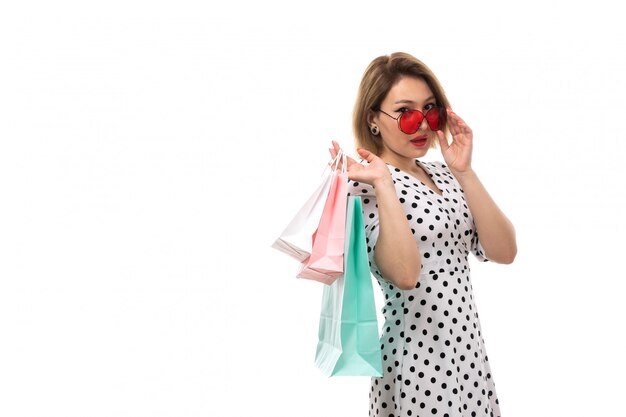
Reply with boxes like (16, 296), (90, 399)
(370, 125), (380, 135)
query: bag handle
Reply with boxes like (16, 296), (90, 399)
(321, 147), (346, 177)
(334, 149), (347, 174)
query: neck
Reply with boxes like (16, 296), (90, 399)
(380, 152), (425, 177)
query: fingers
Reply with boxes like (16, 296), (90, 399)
(436, 130), (449, 149)
(345, 154), (359, 168)
(328, 140), (341, 158)
(356, 147), (375, 163)
(328, 141), (364, 171)
(328, 140), (349, 171)
(446, 109), (472, 135)
(328, 140), (340, 162)
(447, 108), (460, 121)
(446, 109), (460, 135)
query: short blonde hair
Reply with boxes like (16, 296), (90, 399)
(352, 52), (451, 155)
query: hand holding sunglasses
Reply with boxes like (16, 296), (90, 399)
(436, 109), (474, 175)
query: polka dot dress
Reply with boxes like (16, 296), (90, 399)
(348, 160), (501, 417)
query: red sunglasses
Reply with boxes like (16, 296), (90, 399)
(377, 107), (446, 134)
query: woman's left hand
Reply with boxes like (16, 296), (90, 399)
(437, 109), (473, 175)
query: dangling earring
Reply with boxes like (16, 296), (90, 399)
(370, 125), (380, 135)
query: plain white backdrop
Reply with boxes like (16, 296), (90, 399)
(1, 1), (625, 416)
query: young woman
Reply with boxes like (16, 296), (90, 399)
(330, 52), (516, 417)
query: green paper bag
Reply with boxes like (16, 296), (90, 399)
(315, 196), (383, 377)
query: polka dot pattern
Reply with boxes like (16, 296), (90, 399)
(348, 160), (500, 417)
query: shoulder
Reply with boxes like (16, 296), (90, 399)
(423, 160), (457, 181)
(423, 160), (449, 172)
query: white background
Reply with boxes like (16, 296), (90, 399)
(1, 1), (625, 416)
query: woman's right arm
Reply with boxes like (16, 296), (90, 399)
(370, 175), (421, 290)
(331, 142), (421, 290)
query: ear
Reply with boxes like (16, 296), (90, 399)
(367, 109), (378, 125)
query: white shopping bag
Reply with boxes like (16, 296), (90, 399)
(272, 150), (344, 262)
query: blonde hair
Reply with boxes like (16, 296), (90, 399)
(352, 52), (451, 155)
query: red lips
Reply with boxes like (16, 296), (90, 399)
(410, 135), (428, 147)
(410, 134), (428, 142)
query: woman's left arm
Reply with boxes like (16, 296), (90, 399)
(453, 169), (517, 264)
(437, 109), (517, 264)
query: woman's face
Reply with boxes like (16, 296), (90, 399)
(371, 76), (439, 165)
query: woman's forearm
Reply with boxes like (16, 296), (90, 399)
(371, 176), (421, 290)
(454, 169), (517, 264)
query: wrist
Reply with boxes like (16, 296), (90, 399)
(451, 167), (477, 184)
(372, 174), (394, 189)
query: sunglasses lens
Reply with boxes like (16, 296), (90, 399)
(425, 107), (442, 131)
(399, 111), (423, 134)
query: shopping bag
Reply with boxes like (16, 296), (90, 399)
(296, 166), (348, 285)
(271, 150), (344, 262)
(314, 196), (383, 377)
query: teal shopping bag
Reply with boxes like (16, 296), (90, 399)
(315, 196), (383, 377)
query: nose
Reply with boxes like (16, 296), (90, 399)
(419, 115), (429, 131)
(411, 113), (429, 135)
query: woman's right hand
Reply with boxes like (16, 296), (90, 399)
(329, 140), (391, 187)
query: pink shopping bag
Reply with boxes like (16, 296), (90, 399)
(297, 152), (348, 285)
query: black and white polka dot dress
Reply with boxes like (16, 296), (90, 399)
(348, 160), (501, 417)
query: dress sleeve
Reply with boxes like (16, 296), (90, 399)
(470, 226), (489, 262)
(435, 161), (489, 263)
